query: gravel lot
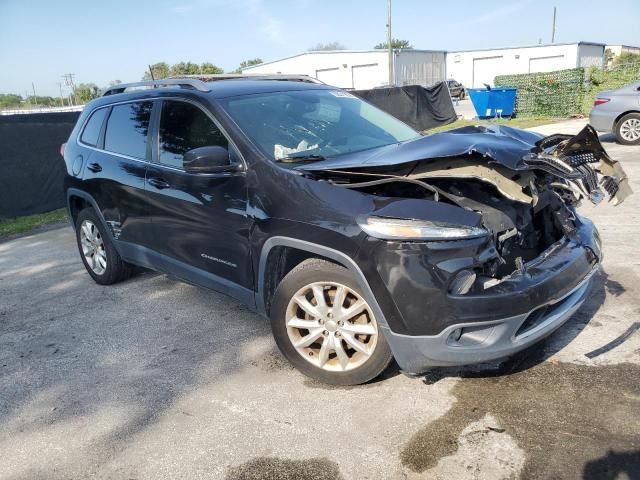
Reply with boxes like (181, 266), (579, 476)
(1, 120), (639, 479)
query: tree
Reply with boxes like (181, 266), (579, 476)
(374, 38), (413, 49)
(0, 93), (24, 109)
(309, 42), (346, 51)
(143, 62), (170, 80)
(170, 61), (201, 75)
(613, 51), (640, 66)
(73, 83), (100, 104)
(200, 62), (224, 74)
(233, 58), (263, 73)
(604, 48), (615, 66)
(142, 61), (224, 79)
(26, 95), (57, 106)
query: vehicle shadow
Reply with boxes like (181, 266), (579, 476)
(582, 449), (640, 480)
(421, 266), (613, 383)
(598, 132), (618, 144)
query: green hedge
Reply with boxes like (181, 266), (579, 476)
(582, 63), (640, 114)
(494, 63), (640, 118)
(495, 68), (585, 117)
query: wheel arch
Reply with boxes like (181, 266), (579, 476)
(614, 110), (640, 129)
(66, 189), (121, 253)
(256, 236), (390, 331)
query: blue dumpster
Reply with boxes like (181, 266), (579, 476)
(468, 87), (517, 119)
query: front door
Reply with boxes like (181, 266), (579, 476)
(145, 99), (253, 301)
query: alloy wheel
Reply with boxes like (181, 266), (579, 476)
(80, 220), (107, 275)
(620, 118), (640, 142)
(285, 281), (378, 372)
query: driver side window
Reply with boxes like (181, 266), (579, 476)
(158, 100), (228, 168)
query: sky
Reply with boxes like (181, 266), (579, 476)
(1, 0), (639, 97)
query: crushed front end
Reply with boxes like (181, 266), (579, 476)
(301, 124), (631, 374)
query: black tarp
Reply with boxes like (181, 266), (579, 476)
(352, 82), (457, 131)
(0, 111), (80, 219)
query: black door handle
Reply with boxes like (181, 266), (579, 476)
(148, 177), (170, 189)
(87, 162), (102, 173)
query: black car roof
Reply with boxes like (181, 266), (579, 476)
(86, 79), (337, 111)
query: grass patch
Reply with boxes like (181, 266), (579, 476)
(427, 117), (567, 134)
(0, 208), (68, 238)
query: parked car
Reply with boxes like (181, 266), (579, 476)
(589, 81), (640, 145)
(447, 79), (466, 99)
(62, 76), (630, 385)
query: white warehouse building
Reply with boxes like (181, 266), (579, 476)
(244, 42), (606, 90)
(446, 42), (605, 88)
(242, 49), (446, 90)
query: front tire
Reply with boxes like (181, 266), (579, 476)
(270, 259), (393, 385)
(615, 113), (640, 145)
(75, 208), (132, 285)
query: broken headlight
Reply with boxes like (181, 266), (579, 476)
(358, 217), (489, 241)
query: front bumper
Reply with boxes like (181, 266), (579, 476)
(383, 268), (595, 374)
(378, 219), (600, 374)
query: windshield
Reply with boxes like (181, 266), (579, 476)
(219, 89), (420, 162)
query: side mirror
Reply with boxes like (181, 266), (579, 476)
(183, 146), (239, 174)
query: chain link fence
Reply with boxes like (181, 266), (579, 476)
(494, 62), (640, 118)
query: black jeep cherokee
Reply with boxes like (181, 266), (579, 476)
(62, 76), (631, 385)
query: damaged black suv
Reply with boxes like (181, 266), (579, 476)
(62, 76), (631, 385)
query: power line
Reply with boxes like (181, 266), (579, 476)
(62, 73), (76, 105)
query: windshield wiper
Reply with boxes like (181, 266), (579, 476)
(276, 154), (326, 164)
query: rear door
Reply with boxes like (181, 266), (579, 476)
(145, 99), (253, 300)
(81, 100), (154, 247)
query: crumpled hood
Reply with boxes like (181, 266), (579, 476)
(298, 124), (632, 206)
(298, 125), (545, 173)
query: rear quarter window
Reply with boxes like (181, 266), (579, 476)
(80, 107), (108, 147)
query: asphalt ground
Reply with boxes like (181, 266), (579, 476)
(1, 120), (639, 479)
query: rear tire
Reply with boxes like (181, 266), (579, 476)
(75, 208), (132, 285)
(614, 113), (640, 145)
(270, 259), (393, 385)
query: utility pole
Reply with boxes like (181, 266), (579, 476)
(551, 6), (557, 43)
(31, 82), (37, 104)
(56, 82), (65, 106)
(62, 73), (76, 105)
(387, 0), (393, 86)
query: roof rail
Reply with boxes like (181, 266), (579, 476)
(171, 74), (325, 84)
(102, 78), (211, 96)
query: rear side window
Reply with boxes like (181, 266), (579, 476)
(80, 108), (107, 147)
(104, 101), (153, 159)
(158, 100), (228, 168)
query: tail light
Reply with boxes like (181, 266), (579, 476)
(593, 98), (610, 106)
(60, 142), (66, 157)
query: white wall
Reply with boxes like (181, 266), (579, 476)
(243, 51), (390, 89)
(446, 44), (599, 88)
